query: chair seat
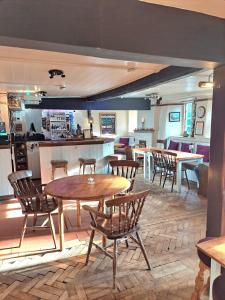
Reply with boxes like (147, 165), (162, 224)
(91, 213), (138, 239)
(51, 160), (68, 168)
(24, 197), (58, 214)
(137, 155), (144, 159)
(213, 273), (225, 300)
(197, 237), (215, 267)
(79, 158), (96, 165)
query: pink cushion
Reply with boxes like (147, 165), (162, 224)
(119, 137), (129, 146)
(168, 140), (179, 151)
(181, 143), (191, 153)
(196, 145), (210, 162)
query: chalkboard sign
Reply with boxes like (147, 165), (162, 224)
(99, 113), (116, 135)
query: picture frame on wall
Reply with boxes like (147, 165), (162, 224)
(195, 121), (204, 136)
(99, 113), (116, 135)
(169, 112), (180, 122)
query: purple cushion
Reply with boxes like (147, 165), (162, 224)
(196, 145), (210, 162)
(181, 143), (191, 153)
(168, 140), (179, 151)
(213, 273), (225, 300)
(119, 137), (129, 146)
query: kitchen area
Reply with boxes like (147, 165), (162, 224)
(0, 93), (114, 198)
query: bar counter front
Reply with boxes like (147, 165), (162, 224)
(39, 137), (114, 184)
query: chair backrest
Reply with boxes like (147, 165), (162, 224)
(152, 149), (164, 168)
(162, 151), (177, 171)
(109, 160), (139, 191)
(139, 140), (147, 148)
(8, 170), (41, 212)
(105, 190), (150, 235)
(124, 146), (133, 160)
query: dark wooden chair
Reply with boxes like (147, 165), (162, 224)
(136, 140), (146, 169)
(51, 160), (68, 180)
(83, 190), (151, 288)
(109, 160), (139, 192)
(8, 170), (58, 249)
(124, 146), (133, 161)
(162, 151), (190, 192)
(152, 150), (165, 185)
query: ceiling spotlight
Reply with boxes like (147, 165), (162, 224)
(48, 69), (66, 79)
(198, 73), (214, 88)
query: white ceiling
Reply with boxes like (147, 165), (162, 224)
(0, 46), (167, 98)
(124, 70), (213, 102)
(139, 0), (225, 19)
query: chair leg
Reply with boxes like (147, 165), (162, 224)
(32, 214), (37, 231)
(171, 173), (176, 192)
(19, 214), (28, 248)
(49, 214), (57, 249)
(191, 261), (207, 300)
(113, 239), (117, 289)
(162, 171), (168, 188)
(184, 169), (190, 190)
(85, 229), (95, 265)
(51, 167), (55, 181)
(159, 170), (163, 185)
(83, 164), (86, 175)
(76, 200), (81, 227)
(151, 169), (156, 183)
(136, 231), (151, 270)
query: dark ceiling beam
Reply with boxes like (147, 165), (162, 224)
(25, 97), (150, 110)
(0, 0), (224, 68)
(87, 66), (199, 101)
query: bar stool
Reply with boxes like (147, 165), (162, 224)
(51, 160), (68, 180)
(79, 158), (96, 174)
(106, 155), (119, 173)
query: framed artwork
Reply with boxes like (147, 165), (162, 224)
(99, 113), (116, 134)
(83, 129), (92, 139)
(195, 121), (204, 136)
(169, 112), (180, 122)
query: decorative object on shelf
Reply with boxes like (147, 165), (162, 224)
(134, 128), (155, 132)
(141, 117), (145, 129)
(196, 105), (206, 118)
(169, 112), (180, 122)
(83, 129), (92, 139)
(195, 121), (204, 136)
(99, 113), (116, 135)
(8, 93), (22, 110)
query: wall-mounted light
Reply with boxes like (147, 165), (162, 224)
(198, 74), (214, 88)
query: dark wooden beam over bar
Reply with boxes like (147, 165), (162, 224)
(25, 97), (151, 110)
(207, 64), (225, 236)
(0, 0), (224, 67)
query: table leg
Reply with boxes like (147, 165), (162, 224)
(76, 200), (81, 227)
(58, 198), (64, 251)
(98, 198), (107, 247)
(148, 154), (152, 181)
(143, 153), (146, 179)
(176, 161), (182, 193)
(209, 259), (221, 300)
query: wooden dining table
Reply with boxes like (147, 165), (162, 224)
(45, 174), (130, 251)
(197, 236), (225, 300)
(133, 147), (204, 192)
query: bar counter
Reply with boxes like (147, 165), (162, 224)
(0, 144), (13, 197)
(39, 137), (115, 184)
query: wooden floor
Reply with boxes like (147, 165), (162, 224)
(0, 174), (208, 299)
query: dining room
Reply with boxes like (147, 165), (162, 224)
(0, 1), (224, 299)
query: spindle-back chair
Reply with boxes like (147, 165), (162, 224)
(109, 160), (139, 192)
(83, 190), (151, 288)
(152, 149), (165, 185)
(8, 170), (58, 248)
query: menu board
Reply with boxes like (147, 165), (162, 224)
(99, 113), (116, 135)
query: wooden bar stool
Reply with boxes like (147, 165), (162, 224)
(51, 160), (68, 180)
(79, 158), (96, 174)
(106, 155), (119, 173)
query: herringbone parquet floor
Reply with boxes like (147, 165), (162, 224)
(0, 175), (207, 300)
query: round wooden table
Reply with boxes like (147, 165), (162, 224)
(45, 174), (130, 250)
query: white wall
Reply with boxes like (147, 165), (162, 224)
(25, 109), (42, 132)
(158, 105), (183, 139)
(0, 94), (10, 133)
(137, 109), (154, 129)
(75, 110), (129, 141)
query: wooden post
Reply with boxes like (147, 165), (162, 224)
(206, 64), (225, 237)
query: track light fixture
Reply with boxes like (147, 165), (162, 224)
(35, 90), (47, 97)
(198, 73), (214, 88)
(48, 69), (66, 79)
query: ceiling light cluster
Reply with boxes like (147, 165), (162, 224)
(48, 69), (66, 79)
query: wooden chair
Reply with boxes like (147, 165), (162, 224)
(124, 146), (133, 161)
(152, 150), (165, 185)
(109, 160), (139, 192)
(83, 190), (151, 288)
(136, 140), (146, 169)
(162, 151), (190, 192)
(8, 170), (58, 249)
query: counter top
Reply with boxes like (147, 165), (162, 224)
(0, 144), (11, 149)
(39, 137), (114, 147)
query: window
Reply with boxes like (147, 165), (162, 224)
(184, 102), (193, 135)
